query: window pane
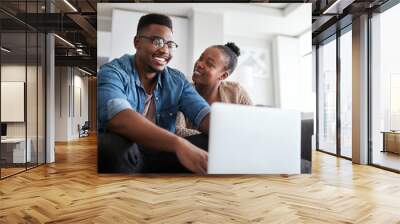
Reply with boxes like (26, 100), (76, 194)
(0, 0), (46, 179)
(27, 31), (38, 169)
(318, 38), (337, 154)
(1, 31), (27, 177)
(38, 32), (45, 165)
(371, 3), (400, 171)
(340, 30), (352, 158)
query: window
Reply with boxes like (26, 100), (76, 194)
(371, 3), (400, 171)
(0, 1), (46, 179)
(318, 37), (337, 155)
(340, 29), (352, 158)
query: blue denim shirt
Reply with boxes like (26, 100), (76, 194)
(97, 54), (210, 134)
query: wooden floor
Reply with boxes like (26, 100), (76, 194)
(1, 135), (400, 223)
(1, 163), (45, 178)
(372, 151), (400, 171)
(1, 167), (26, 178)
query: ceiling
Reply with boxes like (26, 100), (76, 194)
(0, 0), (97, 73)
(311, 0), (391, 44)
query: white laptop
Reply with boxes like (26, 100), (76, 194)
(208, 103), (301, 174)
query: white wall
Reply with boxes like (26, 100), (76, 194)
(189, 10), (224, 79)
(97, 31), (111, 61)
(72, 74), (89, 138)
(225, 35), (274, 106)
(55, 67), (69, 141)
(223, 4), (310, 38)
(273, 35), (314, 112)
(274, 36), (301, 109)
(1, 82), (24, 123)
(1, 64), (46, 163)
(1, 65), (26, 81)
(46, 32), (55, 163)
(274, 36), (298, 109)
(55, 67), (89, 141)
(1, 65), (25, 126)
(1, 65), (37, 137)
(1, 65), (25, 140)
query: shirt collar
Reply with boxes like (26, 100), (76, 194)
(131, 54), (163, 89)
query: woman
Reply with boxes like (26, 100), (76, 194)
(176, 42), (252, 137)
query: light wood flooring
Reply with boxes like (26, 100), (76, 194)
(1, 135), (400, 223)
(1, 167), (26, 178)
(372, 151), (400, 171)
(1, 164), (45, 178)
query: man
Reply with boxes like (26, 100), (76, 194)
(98, 13), (210, 174)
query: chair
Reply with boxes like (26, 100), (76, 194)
(78, 121), (90, 138)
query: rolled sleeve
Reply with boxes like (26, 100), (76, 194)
(194, 106), (210, 128)
(98, 65), (135, 130)
(178, 76), (210, 128)
(106, 98), (132, 120)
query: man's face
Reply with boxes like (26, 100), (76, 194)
(134, 24), (174, 73)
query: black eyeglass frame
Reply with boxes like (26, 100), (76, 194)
(137, 35), (178, 49)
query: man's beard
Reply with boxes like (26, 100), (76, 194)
(146, 64), (163, 73)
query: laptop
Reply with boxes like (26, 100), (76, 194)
(207, 103), (301, 174)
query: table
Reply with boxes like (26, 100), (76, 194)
(381, 131), (400, 154)
(1, 138), (31, 163)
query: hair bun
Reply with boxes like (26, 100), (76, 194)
(225, 42), (240, 57)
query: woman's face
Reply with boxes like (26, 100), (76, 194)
(192, 47), (229, 87)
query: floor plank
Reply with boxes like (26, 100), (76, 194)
(1, 135), (400, 223)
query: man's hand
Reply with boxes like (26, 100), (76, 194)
(107, 109), (208, 174)
(175, 138), (208, 174)
(198, 114), (210, 134)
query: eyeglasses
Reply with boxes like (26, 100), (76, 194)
(137, 36), (178, 50)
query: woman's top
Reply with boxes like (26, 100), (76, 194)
(176, 81), (253, 137)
